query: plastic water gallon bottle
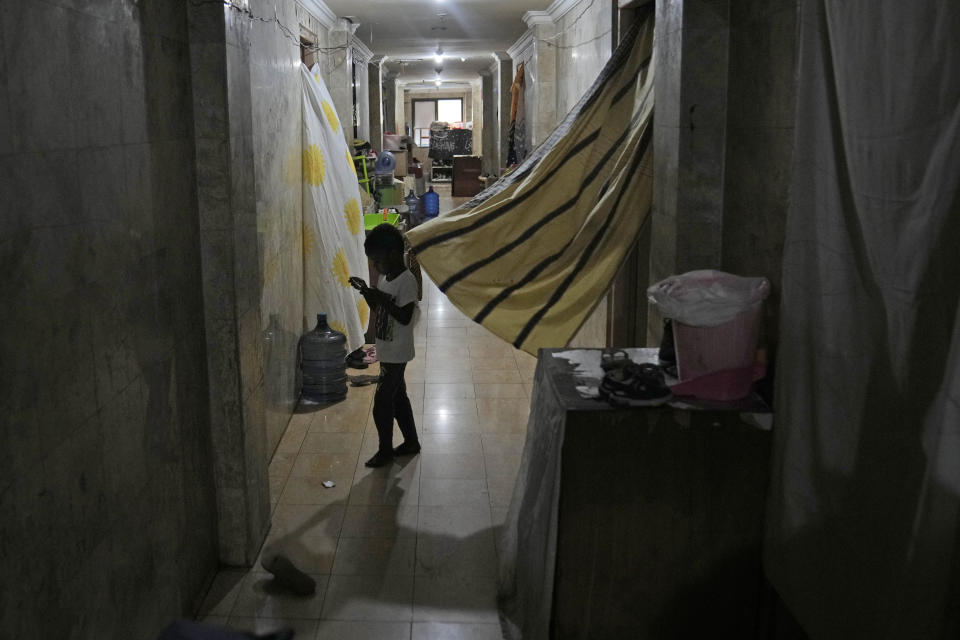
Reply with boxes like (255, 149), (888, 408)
(298, 313), (347, 402)
(405, 189), (421, 225)
(423, 186), (440, 218)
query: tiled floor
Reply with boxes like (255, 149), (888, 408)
(197, 185), (537, 639)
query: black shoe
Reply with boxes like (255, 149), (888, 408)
(364, 451), (394, 468)
(393, 441), (421, 456)
(599, 362), (672, 407)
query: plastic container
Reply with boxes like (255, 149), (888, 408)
(405, 190), (421, 225)
(648, 270), (769, 401)
(299, 313), (347, 402)
(363, 212), (399, 230)
(670, 306), (762, 401)
(423, 186), (440, 218)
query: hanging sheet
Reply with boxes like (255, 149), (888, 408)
(301, 64), (369, 349)
(765, 2), (960, 637)
(405, 11), (655, 355)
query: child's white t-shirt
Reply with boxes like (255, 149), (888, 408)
(374, 269), (419, 363)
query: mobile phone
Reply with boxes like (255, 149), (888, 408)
(349, 277), (367, 291)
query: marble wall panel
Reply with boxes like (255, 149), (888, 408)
(555, 0), (614, 123)
(0, 1), (218, 636)
(250, 0), (304, 458)
(721, 0), (797, 347)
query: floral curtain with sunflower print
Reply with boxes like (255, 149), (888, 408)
(301, 64), (369, 350)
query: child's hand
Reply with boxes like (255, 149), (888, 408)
(361, 287), (389, 307)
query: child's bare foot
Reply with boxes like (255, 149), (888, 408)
(365, 451), (394, 468)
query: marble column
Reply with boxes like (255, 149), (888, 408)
(383, 71), (398, 134)
(496, 53), (513, 171)
(471, 77), (483, 158)
(368, 58), (383, 150)
(187, 0), (270, 566)
(523, 12), (559, 148)
(322, 19), (354, 145)
(480, 69), (496, 175)
(650, 0), (731, 341)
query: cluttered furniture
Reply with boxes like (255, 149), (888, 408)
(428, 126), (472, 183)
(452, 155), (483, 197)
(497, 348), (773, 639)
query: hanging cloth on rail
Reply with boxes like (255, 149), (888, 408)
(301, 63), (370, 350)
(405, 11), (655, 356)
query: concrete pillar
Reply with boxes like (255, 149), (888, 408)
(471, 77), (483, 158)
(650, 0), (731, 339)
(186, 0), (270, 566)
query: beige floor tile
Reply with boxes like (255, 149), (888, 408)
(420, 478), (490, 507)
(417, 506), (494, 539)
(415, 533), (497, 578)
(269, 502), (346, 539)
(482, 453), (521, 480)
(257, 530), (339, 575)
(424, 383), (476, 398)
(469, 357), (518, 371)
(300, 432), (364, 454)
(423, 397), (478, 415)
(321, 574), (414, 621)
(480, 434), (526, 456)
(421, 413), (481, 434)
(280, 475), (352, 505)
(424, 368), (473, 384)
(490, 507), (510, 529)
(412, 574), (499, 623)
(198, 569), (246, 617)
(349, 463), (420, 506)
(340, 505), (418, 538)
(470, 369), (521, 384)
(476, 398), (530, 424)
(228, 616), (320, 637)
(427, 326), (468, 337)
(316, 620), (412, 640)
(486, 475), (516, 508)
(310, 410), (369, 434)
(473, 383), (527, 398)
(333, 536), (417, 575)
(420, 452), (485, 480)
(420, 433), (483, 454)
(411, 622), (503, 640)
(275, 420), (308, 454)
(523, 382), (535, 397)
(231, 571), (328, 619)
(269, 473), (288, 504)
(519, 368), (537, 383)
(268, 452), (296, 477)
(291, 452), (359, 478)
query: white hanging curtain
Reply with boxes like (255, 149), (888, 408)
(765, 1), (960, 637)
(301, 64), (369, 349)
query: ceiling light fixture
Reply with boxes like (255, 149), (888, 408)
(435, 79), (442, 87)
(460, 56), (466, 62)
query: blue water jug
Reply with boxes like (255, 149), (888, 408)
(423, 186), (440, 218)
(404, 189), (422, 225)
(299, 313), (347, 402)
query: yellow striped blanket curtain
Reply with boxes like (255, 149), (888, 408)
(406, 10), (655, 355)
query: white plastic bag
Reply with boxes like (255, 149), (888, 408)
(647, 270), (770, 327)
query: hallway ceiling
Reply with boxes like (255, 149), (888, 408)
(321, 0), (552, 84)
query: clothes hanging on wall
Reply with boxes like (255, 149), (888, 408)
(301, 64), (370, 351)
(406, 12), (654, 358)
(507, 63), (526, 165)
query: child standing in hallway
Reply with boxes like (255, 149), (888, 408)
(351, 224), (421, 468)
